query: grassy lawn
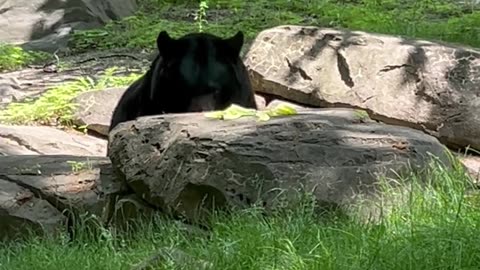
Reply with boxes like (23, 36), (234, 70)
(0, 157), (479, 270)
(71, 0), (480, 53)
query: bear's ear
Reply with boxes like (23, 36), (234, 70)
(156, 31), (174, 54)
(224, 31), (244, 57)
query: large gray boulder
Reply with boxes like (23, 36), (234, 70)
(0, 178), (65, 241)
(0, 125), (107, 156)
(108, 108), (452, 223)
(0, 0), (138, 52)
(0, 155), (121, 240)
(244, 25), (480, 151)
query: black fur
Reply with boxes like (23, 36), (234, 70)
(109, 30), (257, 132)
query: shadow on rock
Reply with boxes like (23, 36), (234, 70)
(244, 25), (480, 152)
(0, 0), (138, 52)
(107, 107), (455, 228)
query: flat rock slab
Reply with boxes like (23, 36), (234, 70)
(266, 99), (309, 110)
(0, 69), (82, 109)
(108, 108), (451, 222)
(0, 124), (107, 156)
(458, 154), (480, 184)
(0, 155), (122, 240)
(72, 87), (127, 136)
(244, 25), (480, 151)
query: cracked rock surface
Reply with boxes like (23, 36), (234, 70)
(108, 108), (451, 223)
(244, 25), (480, 151)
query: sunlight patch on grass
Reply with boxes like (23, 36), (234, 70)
(0, 43), (49, 72)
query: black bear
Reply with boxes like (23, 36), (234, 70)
(108, 30), (257, 132)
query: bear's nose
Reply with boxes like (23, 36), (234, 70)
(188, 93), (216, 112)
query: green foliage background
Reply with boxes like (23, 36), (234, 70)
(71, 0), (480, 53)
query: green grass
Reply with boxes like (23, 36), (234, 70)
(1, 2), (478, 269)
(0, 43), (49, 72)
(0, 67), (142, 127)
(69, 0), (480, 53)
(1, 155), (479, 270)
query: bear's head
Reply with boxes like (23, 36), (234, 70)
(149, 30), (252, 113)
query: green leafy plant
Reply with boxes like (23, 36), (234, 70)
(0, 43), (49, 72)
(66, 159), (93, 173)
(195, 0), (210, 32)
(204, 103), (298, 121)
